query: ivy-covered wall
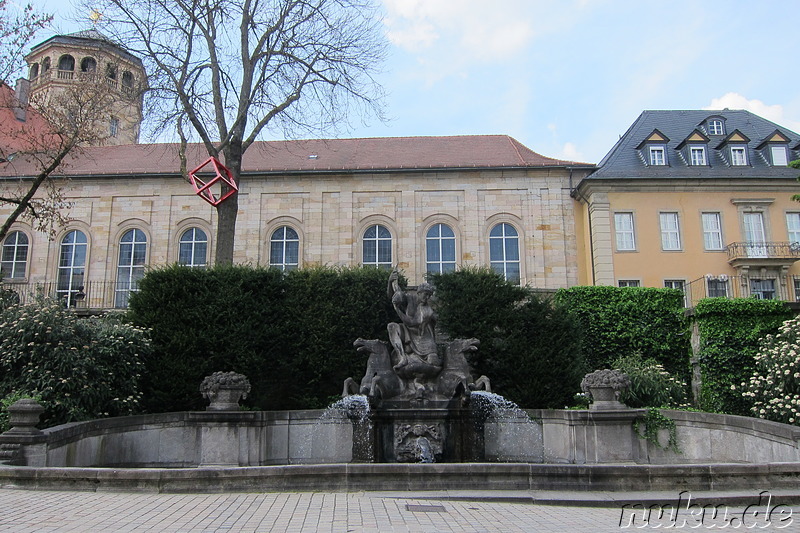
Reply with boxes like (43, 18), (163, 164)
(554, 286), (691, 380)
(693, 298), (792, 415)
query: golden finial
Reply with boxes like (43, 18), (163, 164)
(90, 9), (102, 26)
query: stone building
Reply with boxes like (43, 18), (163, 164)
(0, 136), (593, 308)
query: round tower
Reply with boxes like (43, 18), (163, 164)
(24, 29), (146, 145)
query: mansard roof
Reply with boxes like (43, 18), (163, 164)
(587, 109), (800, 180)
(0, 135), (592, 179)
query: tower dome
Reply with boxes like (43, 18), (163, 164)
(24, 29), (146, 145)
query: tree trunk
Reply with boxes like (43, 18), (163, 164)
(214, 143), (243, 266)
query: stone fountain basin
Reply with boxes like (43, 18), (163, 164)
(0, 408), (798, 493)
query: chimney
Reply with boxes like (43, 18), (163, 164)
(13, 78), (31, 122)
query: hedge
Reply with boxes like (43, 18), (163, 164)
(554, 285), (691, 381)
(694, 298), (791, 415)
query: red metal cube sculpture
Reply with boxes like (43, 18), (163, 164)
(188, 157), (238, 206)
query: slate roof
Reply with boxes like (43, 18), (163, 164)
(0, 135), (592, 179)
(587, 110), (800, 180)
(26, 29), (142, 67)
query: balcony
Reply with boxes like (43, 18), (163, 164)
(0, 281), (137, 311)
(726, 241), (800, 267)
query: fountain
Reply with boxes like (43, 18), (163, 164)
(341, 270), (494, 462)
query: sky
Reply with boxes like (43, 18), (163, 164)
(16, 0), (800, 164)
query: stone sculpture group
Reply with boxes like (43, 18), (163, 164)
(343, 270), (490, 405)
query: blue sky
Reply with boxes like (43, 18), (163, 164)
(19, 0), (800, 164)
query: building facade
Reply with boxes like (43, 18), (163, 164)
(0, 138), (593, 308)
(575, 110), (800, 305)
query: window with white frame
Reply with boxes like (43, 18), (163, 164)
(649, 146), (666, 166)
(708, 119), (725, 136)
(179, 227), (208, 268)
(269, 226), (299, 271)
(618, 280), (640, 288)
(362, 224), (392, 269)
(659, 212), (681, 250)
(57, 230), (87, 306)
(614, 212), (636, 251)
(787, 213), (800, 245)
(489, 223), (520, 284)
(730, 146), (747, 166)
(425, 223), (456, 274)
(690, 146), (707, 166)
(707, 278), (728, 297)
(109, 117), (119, 137)
(1, 231), (29, 279)
(701, 212), (724, 250)
(771, 145), (789, 166)
(115, 229), (147, 308)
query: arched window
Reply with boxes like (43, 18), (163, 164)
(179, 228), (208, 268)
(58, 54), (75, 71)
(1, 231), (29, 279)
(122, 71), (134, 89)
(269, 226), (299, 271)
(363, 224), (392, 269)
(41, 57), (50, 72)
(115, 229), (147, 308)
(489, 223), (520, 284)
(106, 64), (117, 80)
(80, 57), (96, 72)
(57, 230), (87, 306)
(426, 223), (456, 274)
(29, 63), (39, 80)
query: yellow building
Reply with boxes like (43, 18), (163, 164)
(575, 110), (800, 305)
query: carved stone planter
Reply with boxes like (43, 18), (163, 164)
(5, 398), (44, 435)
(586, 385), (626, 410)
(205, 386), (247, 411)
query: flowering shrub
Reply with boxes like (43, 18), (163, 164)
(738, 316), (800, 426)
(0, 298), (151, 427)
(612, 354), (687, 408)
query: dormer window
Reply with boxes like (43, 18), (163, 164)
(756, 130), (792, 166)
(637, 129), (670, 167)
(707, 119), (725, 136)
(771, 145), (788, 166)
(730, 146), (748, 166)
(690, 146), (707, 166)
(649, 146), (666, 165)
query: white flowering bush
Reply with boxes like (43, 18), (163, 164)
(738, 316), (800, 426)
(0, 298), (151, 427)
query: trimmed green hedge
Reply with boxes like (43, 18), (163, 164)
(694, 298), (791, 415)
(554, 286), (691, 380)
(127, 265), (395, 412)
(430, 268), (584, 409)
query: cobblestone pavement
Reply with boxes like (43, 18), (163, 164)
(1, 489), (799, 532)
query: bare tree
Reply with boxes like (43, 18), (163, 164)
(0, 76), (123, 243)
(0, 0), (51, 84)
(87, 0), (387, 264)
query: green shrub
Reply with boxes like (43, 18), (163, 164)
(555, 286), (691, 381)
(127, 264), (394, 411)
(738, 315), (800, 425)
(0, 298), (150, 427)
(430, 268), (584, 408)
(612, 353), (687, 408)
(694, 298), (791, 415)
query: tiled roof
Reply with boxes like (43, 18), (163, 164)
(0, 82), (58, 156)
(0, 135), (591, 178)
(587, 110), (800, 180)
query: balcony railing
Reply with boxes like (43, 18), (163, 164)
(685, 274), (800, 307)
(0, 281), (137, 310)
(726, 241), (800, 261)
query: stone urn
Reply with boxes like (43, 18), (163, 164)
(581, 369), (630, 411)
(200, 371), (251, 411)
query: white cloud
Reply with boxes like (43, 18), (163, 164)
(382, 0), (534, 61)
(559, 142), (584, 162)
(704, 93), (800, 132)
